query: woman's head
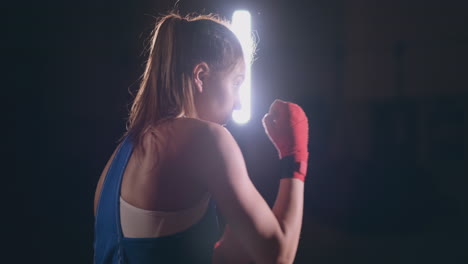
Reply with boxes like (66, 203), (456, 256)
(127, 12), (248, 145)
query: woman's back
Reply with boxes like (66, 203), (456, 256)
(94, 117), (212, 217)
(93, 118), (222, 263)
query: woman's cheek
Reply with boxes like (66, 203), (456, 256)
(215, 88), (231, 109)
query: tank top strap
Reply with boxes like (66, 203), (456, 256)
(94, 136), (134, 263)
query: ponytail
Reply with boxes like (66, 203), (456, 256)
(126, 12), (246, 149)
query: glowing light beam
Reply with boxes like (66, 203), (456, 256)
(231, 10), (252, 124)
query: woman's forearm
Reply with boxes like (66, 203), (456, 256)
(271, 178), (304, 263)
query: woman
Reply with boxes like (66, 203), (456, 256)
(93, 12), (309, 264)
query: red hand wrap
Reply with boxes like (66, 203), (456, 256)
(263, 100), (309, 181)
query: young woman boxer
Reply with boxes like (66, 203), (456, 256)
(93, 12), (309, 264)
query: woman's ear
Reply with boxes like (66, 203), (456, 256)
(193, 62), (210, 93)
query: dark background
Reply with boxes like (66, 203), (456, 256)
(11, 0), (468, 263)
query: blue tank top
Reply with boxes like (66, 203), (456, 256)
(94, 136), (221, 263)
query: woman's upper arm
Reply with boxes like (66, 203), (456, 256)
(193, 124), (284, 263)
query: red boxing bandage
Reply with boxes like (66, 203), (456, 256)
(263, 100), (309, 181)
(279, 155), (308, 182)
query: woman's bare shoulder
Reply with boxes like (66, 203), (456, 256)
(176, 117), (222, 130)
(165, 118), (238, 165)
(142, 118), (234, 161)
(173, 118), (231, 141)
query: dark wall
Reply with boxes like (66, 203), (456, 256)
(12, 0), (467, 263)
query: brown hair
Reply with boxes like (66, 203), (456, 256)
(125, 12), (244, 148)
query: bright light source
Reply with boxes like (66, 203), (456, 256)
(231, 10), (252, 124)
